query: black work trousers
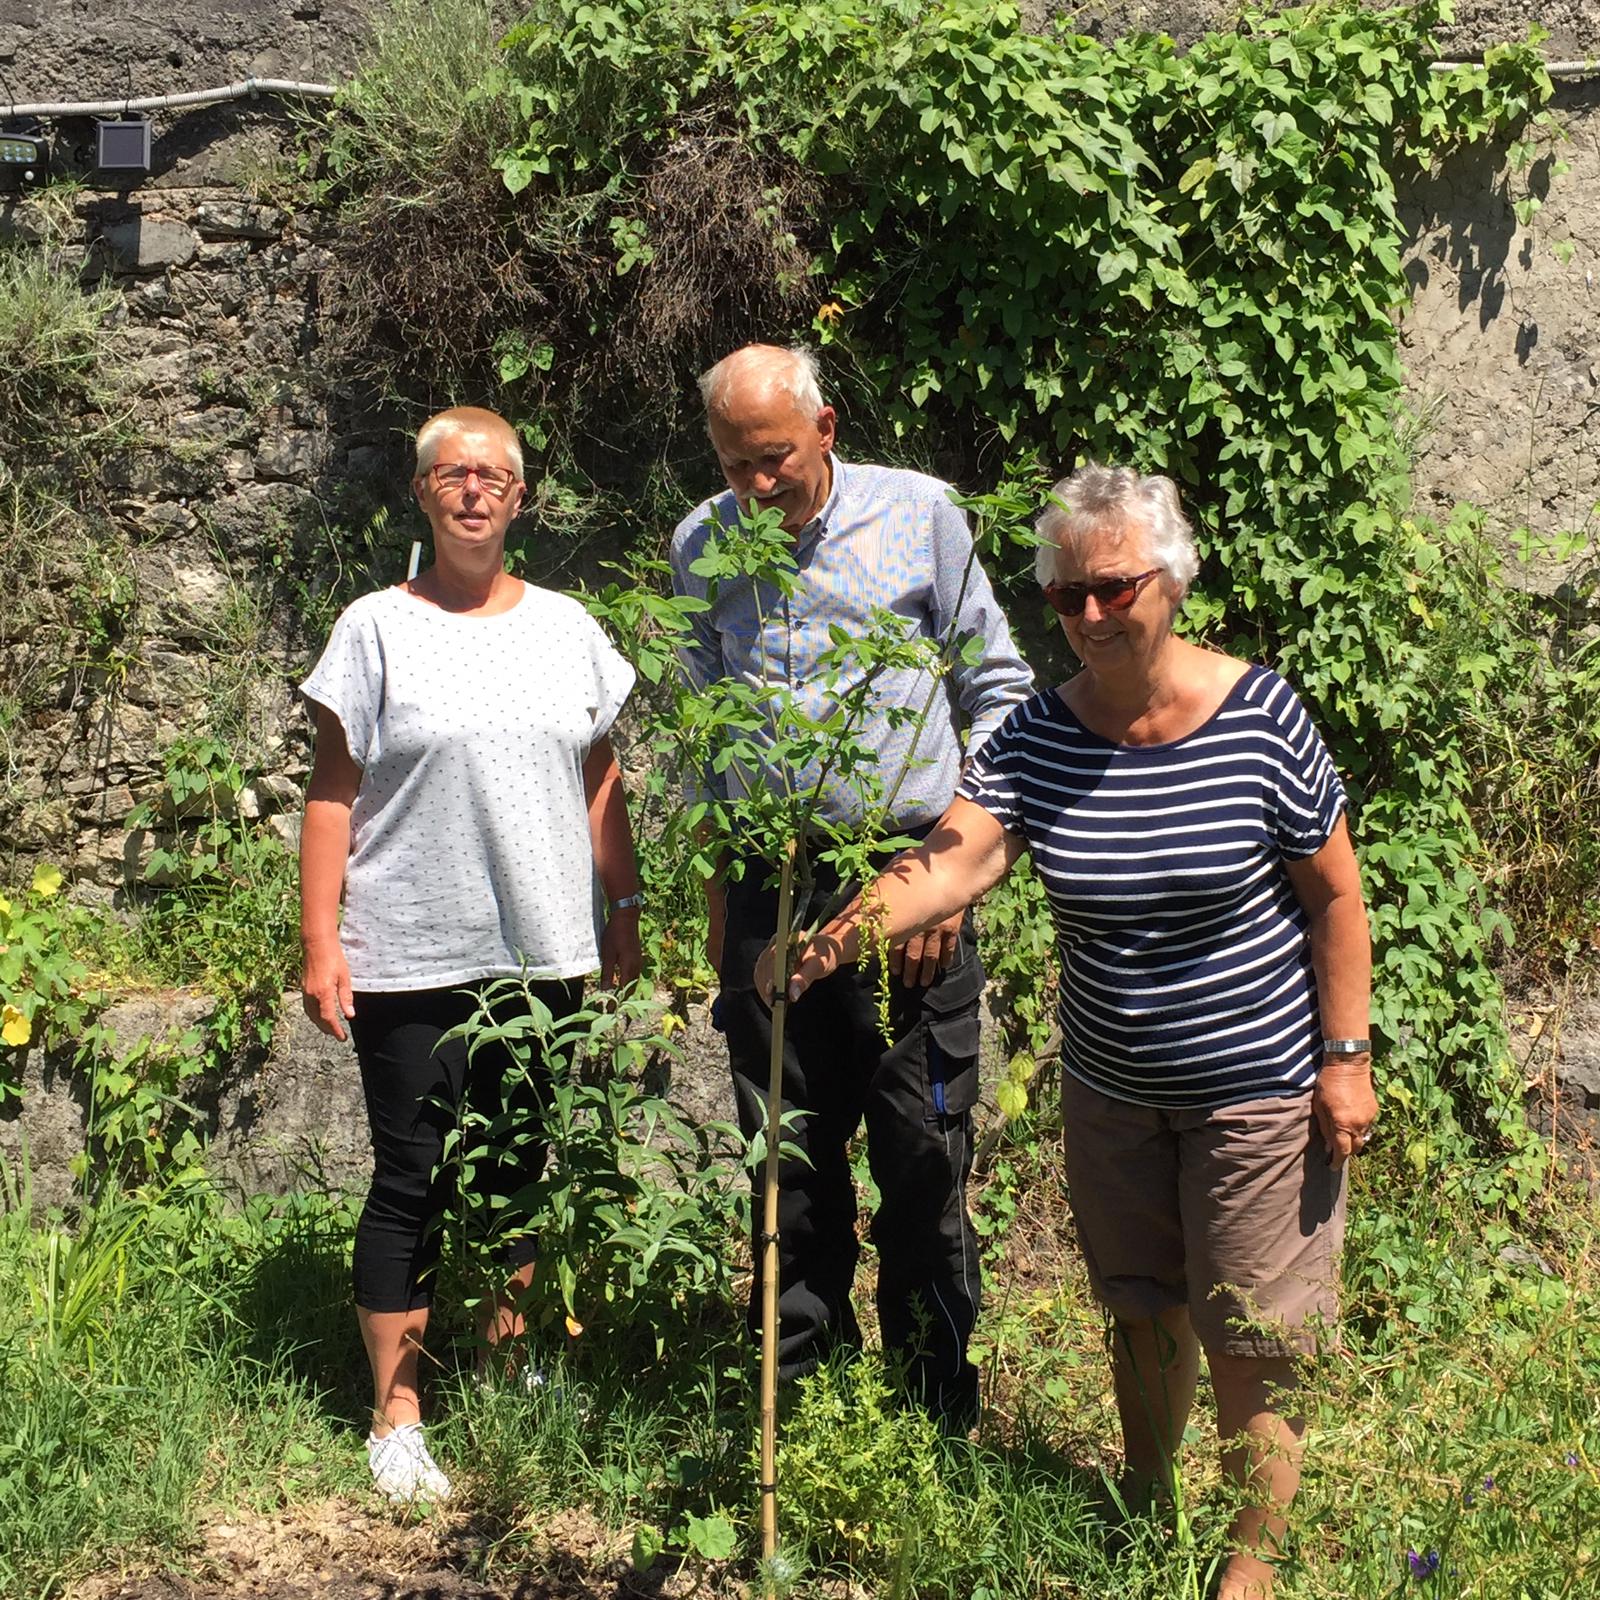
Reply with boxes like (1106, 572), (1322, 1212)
(719, 856), (984, 1420)
(349, 978), (584, 1313)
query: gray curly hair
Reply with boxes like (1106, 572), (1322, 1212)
(1034, 463), (1200, 595)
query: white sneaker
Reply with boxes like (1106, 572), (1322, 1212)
(366, 1423), (452, 1504)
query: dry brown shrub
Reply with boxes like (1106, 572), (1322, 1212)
(322, 102), (822, 460)
(619, 122), (820, 394)
(322, 158), (561, 411)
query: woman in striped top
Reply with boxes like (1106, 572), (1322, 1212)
(759, 464), (1377, 1600)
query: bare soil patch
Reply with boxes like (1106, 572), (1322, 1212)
(68, 1503), (681, 1600)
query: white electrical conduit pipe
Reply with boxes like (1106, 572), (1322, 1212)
(0, 78), (336, 119)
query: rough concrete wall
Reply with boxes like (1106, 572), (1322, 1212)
(1402, 84), (1600, 555)
(0, 0), (369, 113)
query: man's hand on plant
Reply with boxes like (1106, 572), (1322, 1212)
(755, 929), (850, 1009)
(887, 909), (962, 987)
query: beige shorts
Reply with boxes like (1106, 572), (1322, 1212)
(1059, 1070), (1345, 1358)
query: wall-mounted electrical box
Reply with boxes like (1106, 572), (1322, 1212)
(96, 117), (152, 172)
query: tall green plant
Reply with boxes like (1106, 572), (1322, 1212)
(440, 979), (745, 1352)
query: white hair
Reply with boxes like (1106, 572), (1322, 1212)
(698, 343), (825, 419)
(414, 406), (524, 482)
(1034, 463), (1200, 594)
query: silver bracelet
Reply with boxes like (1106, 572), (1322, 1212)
(610, 893), (645, 912)
(1321, 1037), (1371, 1056)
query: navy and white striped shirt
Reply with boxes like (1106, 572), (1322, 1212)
(959, 666), (1347, 1109)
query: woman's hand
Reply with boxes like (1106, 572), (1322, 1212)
(302, 941), (355, 1041)
(600, 909), (643, 990)
(1313, 1057), (1378, 1168)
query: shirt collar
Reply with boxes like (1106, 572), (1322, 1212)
(794, 452), (846, 550)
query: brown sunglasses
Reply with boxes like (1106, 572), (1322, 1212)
(1042, 568), (1162, 617)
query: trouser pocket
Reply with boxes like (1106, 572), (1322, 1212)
(918, 922), (984, 1120)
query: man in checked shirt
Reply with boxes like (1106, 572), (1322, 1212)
(670, 343), (1032, 1424)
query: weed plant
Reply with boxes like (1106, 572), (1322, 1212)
(436, 977), (746, 1351)
(0, 1155), (1594, 1596)
(0, 234), (119, 445)
(0, 230), (135, 839)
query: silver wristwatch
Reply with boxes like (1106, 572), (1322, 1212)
(1320, 1037), (1371, 1056)
(610, 893), (645, 912)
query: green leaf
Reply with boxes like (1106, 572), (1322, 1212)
(1096, 246), (1138, 284)
(631, 1524), (664, 1569)
(996, 1080), (1028, 1120)
(499, 156), (540, 195)
(683, 1512), (737, 1561)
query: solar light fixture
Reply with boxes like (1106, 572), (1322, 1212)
(96, 116), (152, 172)
(0, 121), (47, 185)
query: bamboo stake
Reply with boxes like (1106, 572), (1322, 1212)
(758, 840), (797, 1574)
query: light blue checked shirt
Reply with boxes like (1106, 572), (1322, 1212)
(669, 456), (1033, 830)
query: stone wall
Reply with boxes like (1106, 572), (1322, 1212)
(1, 2), (394, 893)
(14, 188), (334, 883)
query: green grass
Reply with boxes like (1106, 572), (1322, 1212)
(1, 1145), (1595, 1598)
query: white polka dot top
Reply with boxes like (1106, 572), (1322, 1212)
(300, 583), (636, 991)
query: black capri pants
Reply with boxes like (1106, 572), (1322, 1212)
(348, 978), (584, 1314)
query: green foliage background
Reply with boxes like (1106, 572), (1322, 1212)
(322, 0), (1597, 1200)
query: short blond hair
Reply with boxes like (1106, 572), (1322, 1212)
(414, 406), (525, 482)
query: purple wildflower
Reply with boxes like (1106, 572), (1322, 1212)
(1483, 1475), (1495, 1491)
(1407, 1548), (1441, 1578)
(1568, 1453), (1580, 1468)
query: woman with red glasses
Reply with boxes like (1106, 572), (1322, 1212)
(759, 463), (1375, 1600)
(299, 407), (642, 1505)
